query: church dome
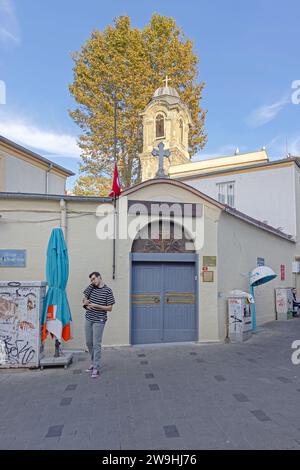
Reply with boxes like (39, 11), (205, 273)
(152, 86), (180, 99)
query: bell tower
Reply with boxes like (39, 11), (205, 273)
(139, 76), (193, 181)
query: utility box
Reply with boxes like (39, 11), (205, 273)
(228, 295), (253, 342)
(0, 281), (46, 368)
(292, 262), (300, 274)
(275, 287), (293, 320)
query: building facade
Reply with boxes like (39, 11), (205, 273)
(139, 83), (193, 182)
(0, 82), (299, 350)
(0, 135), (74, 194)
(169, 151), (300, 240)
(138, 83), (300, 277)
(0, 179), (295, 349)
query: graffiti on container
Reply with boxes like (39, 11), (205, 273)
(0, 339), (6, 364)
(0, 336), (36, 365)
(0, 288), (39, 366)
(0, 296), (17, 319)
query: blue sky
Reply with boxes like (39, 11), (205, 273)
(0, 0), (300, 189)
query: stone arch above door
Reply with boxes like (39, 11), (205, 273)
(131, 220), (195, 253)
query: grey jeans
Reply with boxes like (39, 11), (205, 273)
(85, 319), (105, 370)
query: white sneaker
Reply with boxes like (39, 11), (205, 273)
(85, 365), (93, 372)
(91, 369), (100, 379)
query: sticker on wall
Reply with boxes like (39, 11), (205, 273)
(280, 264), (285, 281)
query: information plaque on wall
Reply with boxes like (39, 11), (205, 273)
(203, 256), (217, 267)
(202, 271), (214, 282)
(0, 250), (26, 267)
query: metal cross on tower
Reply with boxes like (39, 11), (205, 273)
(152, 141), (170, 178)
(163, 75), (171, 87)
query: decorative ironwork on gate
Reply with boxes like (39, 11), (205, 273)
(132, 220), (195, 253)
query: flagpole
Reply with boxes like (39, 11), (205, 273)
(112, 94), (117, 280)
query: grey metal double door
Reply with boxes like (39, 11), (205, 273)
(131, 261), (196, 344)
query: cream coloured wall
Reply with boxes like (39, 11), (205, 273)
(0, 155), (4, 191)
(293, 165), (300, 292)
(0, 186), (223, 347)
(121, 183), (222, 343)
(169, 150), (268, 178)
(0, 196), (175, 349)
(65, 200), (130, 349)
(47, 172), (66, 195)
(3, 152), (66, 194)
(0, 199), (64, 352)
(217, 211), (295, 339)
(198, 205), (220, 342)
(0, 182), (296, 349)
(0, 198), (61, 280)
(0, 198), (119, 349)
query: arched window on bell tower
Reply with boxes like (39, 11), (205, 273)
(155, 114), (165, 138)
(179, 118), (184, 144)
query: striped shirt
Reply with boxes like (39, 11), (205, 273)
(83, 284), (115, 323)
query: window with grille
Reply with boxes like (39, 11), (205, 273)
(216, 181), (235, 207)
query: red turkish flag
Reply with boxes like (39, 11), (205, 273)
(109, 163), (121, 197)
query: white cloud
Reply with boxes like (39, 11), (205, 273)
(0, 115), (81, 158)
(245, 96), (290, 128)
(0, 25), (18, 43)
(265, 134), (300, 157)
(0, 0), (21, 45)
(289, 136), (300, 155)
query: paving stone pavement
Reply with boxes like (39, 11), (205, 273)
(0, 319), (300, 450)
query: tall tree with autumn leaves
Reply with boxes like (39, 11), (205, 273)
(69, 14), (207, 195)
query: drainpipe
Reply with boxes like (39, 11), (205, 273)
(60, 198), (67, 242)
(59, 198), (70, 335)
(45, 163), (53, 194)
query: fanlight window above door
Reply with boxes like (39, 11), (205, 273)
(132, 220), (195, 253)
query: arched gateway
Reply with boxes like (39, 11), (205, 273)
(130, 220), (198, 345)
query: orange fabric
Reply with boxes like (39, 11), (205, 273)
(41, 320), (71, 342)
(46, 304), (56, 320)
(41, 322), (48, 342)
(62, 322), (71, 341)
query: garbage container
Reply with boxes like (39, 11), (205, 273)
(275, 287), (293, 320)
(0, 281), (47, 368)
(228, 294), (253, 342)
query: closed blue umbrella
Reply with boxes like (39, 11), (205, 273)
(249, 266), (277, 332)
(41, 228), (72, 343)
